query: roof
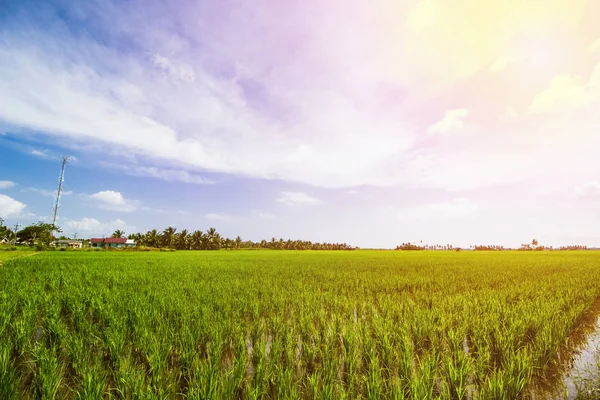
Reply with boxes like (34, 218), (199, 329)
(55, 240), (82, 244)
(90, 237), (127, 243)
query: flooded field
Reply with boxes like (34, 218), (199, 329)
(1, 250), (600, 398)
(530, 299), (600, 399)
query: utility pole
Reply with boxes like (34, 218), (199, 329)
(73, 232), (78, 240)
(51, 156), (69, 228)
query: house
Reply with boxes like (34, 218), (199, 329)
(90, 238), (136, 248)
(54, 239), (83, 248)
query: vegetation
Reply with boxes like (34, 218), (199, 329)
(126, 227), (355, 251)
(1, 251), (600, 398)
(16, 223), (59, 248)
(395, 242), (425, 250)
(0, 218), (16, 244)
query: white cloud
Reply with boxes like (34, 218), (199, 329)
(591, 63), (600, 89)
(530, 62), (600, 114)
(23, 187), (73, 197)
(529, 74), (594, 113)
(205, 213), (233, 221)
(0, 180), (16, 189)
(0, 194), (26, 218)
(63, 217), (135, 235)
(590, 38), (600, 56)
(398, 198), (479, 220)
(103, 164), (213, 185)
(0, 0), (597, 196)
(275, 191), (323, 206)
(150, 53), (196, 83)
(406, 0), (441, 31)
(86, 191), (138, 212)
(0, 18), (414, 190)
(490, 56), (511, 72)
(31, 149), (50, 158)
(257, 212), (276, 219)
(505, 106), (518, 118)
(428, 109), (469, 135)
(575, 181), (600, 200)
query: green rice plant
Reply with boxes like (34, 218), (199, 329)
(32, 345), (64, 400)
(0, 342), (19, 399)
(75, 361), (107, 400)
(1, 250), (600, 398)
(113, 352), (149, 399)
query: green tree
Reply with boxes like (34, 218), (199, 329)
(206, 227), (221, 250)
(162, 226), (177, 248)
(146, 229), (160, 247)
(190, 230), (205, 250)
(0, 218), (13, 242)
(17, 223), (60, 247)
(111, 230), (125, 238)
(175, 229), (189, 250)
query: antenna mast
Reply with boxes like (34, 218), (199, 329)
(51, 156), (69, 227)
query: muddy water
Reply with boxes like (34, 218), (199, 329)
(529, 300), (600, 399)
(562, 316), (600, 398)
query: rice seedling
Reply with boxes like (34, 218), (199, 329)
(1, 250), (600, 398)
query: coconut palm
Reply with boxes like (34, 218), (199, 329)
(112, 229), (125, 238)
(189, 230), (203, 250)
(162, 226), (177, 248)
(176, 229), (189, 250)
(206, 227), (221, 250)
(146, 229), (159, 247)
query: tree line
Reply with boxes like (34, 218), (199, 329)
(120, 227), (355, 251)
(0, 219), (58, 248)
(1, 220), (354, 251)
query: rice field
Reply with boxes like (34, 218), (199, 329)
(1, 250), (600, 399)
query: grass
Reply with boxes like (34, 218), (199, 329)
(0, 246), (37, 263)
(1, 250), (600, 398)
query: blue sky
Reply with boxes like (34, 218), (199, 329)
(1, 0), (600, 248)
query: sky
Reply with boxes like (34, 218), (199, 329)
(1, 0), (600, 248)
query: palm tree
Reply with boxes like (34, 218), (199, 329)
(132, 232), (144, 246)
(146, 229), (159, 247)
(235, 236), (242, 249)
(190, 230), (204, 250)
(206, 227), (221, 250)
(162, 226), (177, 248)
(176, 229), (189, 250)
(223, 238), (234, 250)
(112, 229), (125, 238)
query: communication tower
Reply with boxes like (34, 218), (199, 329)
(51, 156), (70, 227)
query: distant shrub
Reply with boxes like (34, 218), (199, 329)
(0, 246), (18, 252)
(395, 242), (425, 251)
(474, 245), (504, 251)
